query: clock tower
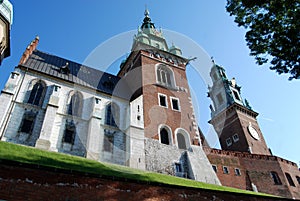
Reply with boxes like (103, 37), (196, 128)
(208, 62), (271, 155)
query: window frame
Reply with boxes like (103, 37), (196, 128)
(223, 166), (229, 174)
(270, 171), (282, 185)
(170, 96), (180, 111)
(234, 168), (241, 176)
(285, 172), (296, 187)
(212, 165), (217, 173)
(226, 137), (232, 147)
(158, 93), (168, 108)
(232, 133), (239, 142)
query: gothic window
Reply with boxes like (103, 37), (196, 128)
(103, 129), (114, 152)
(160, 128), (170, 145)
(63, 120), (76, 144)
(177, 133), (187, 150)
(156, 64), (175, 88)
(67, 91), (83, 117)
(270, 171), (282, 185)
(285, 173), (295, 187)
(27, 80), (46, 106)
(158, 94), (167, 107)
(171, 97), (180, 111)
(234, 168), (241, 176)
(19, 111), (36, 134)
(223, 166), (229, 174)
(105, 102), (119, 127)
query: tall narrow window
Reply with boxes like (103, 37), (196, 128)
(171, 97), (180, 111)
(158, 94), (167, 107)
(270, 171), (282, 185)
(175, 163), (182, 173)
(27, 80), (46, 106)
(285, 173), (295, 187)
(177, 133), (187, 149)
(19, 111), (36, 134)
(234, 168), (241, 176)
(156, 64), (175, 88)
(103, 129), (114, 152)
(223, 166), (229, 174)
(63, 120), (76, 144)
(105, 103), (119, 127)
(160, 128), (170, 145)
(67, 91), (83, 117)
(212, 165), (217, 173)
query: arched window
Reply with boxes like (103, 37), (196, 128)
(27, 80), (46, 106)
(177, 133), (187, 149)
(105, 102), (119, 127)
(175, 128), (190, 150)
(270, 171), (282, 185)
(160, 128), (169, 145)
(19, 111), (36, 134)
(156, 64), (175, 88)
(285, 173), (295, 187)
(67, 91), (83, 117)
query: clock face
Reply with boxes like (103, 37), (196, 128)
(248, 124), (260, 140)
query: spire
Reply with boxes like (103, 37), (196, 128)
(141, 8), (155, 29)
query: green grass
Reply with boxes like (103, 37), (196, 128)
(0, 141), (276, 197)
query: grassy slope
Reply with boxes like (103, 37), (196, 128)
(0, 141), (274, 197)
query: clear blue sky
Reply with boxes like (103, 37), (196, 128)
(2, 1), (299, 164)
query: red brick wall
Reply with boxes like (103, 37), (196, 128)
(0, 162), (293, 201)
(205, 148), (300, 199)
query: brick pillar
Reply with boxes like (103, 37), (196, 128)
(36, 85), (60, 150)
(0, 72), (21, 138)
(86, 97), (102, 160)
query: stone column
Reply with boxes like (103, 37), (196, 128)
(36, 85), (60, 150)
(0, 72), (21, 138)
(86, 97), (102, 160)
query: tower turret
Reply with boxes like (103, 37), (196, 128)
(208, 61), (271, 155)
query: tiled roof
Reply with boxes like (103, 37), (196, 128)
(20, 50), (120, 96)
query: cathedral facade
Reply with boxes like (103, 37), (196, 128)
(0, 10), (299, 199)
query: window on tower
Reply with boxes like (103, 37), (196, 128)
(156, 64), (176, 89)
(285, 173), (296, 187)
(160, 127), (171, 145)
(158, 94), (167, 108)
(232, 90), (241, 101)
(226, 137), (232, 147)
(223, 166), (229, 174)
(234, 168), (241, 176)
(232, 134), (239, 142)
(170, 97), (180, 111)
(296, 176), (300, 185)
(212, 165), (217, 173)
(270, 171), (282, 185)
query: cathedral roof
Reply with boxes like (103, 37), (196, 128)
(19, 50), (120, 96)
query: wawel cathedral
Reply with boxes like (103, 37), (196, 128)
(0, 9), (299, 199)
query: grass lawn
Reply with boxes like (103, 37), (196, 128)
(0, 141), (276, 197)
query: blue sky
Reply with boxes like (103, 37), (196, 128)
(2, 1), (299, 164)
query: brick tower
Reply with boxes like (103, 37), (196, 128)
(118, 9), (200, 148)
(208, 62), (271, 155)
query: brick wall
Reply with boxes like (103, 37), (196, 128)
(0, 162), (293, 201)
